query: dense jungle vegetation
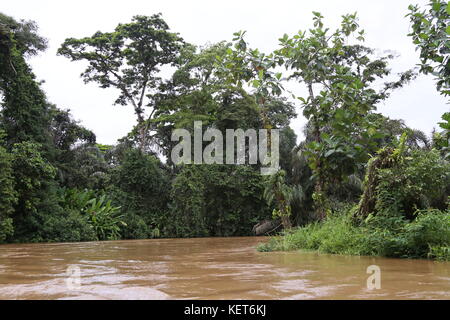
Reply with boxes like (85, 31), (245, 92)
(0, 1), (448, 260)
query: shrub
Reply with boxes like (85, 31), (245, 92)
(39, 210), (97, 242)
(83, 195), (124, 240)
(62, 189), (124, 241)
(260, 207), (450, 261)
(428, 245), (450, 261)
(119, 213), (150, 239)
(404, 209), (450, 258)
(373, 149), (449, 218)
(170, 165), (271, 237)
(259, 211), (365, 255)
(109, 149), (171, 238)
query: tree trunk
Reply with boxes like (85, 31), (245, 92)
(281, 215), (292, 230)
(314, 180), (327, 220)
(138, 124), (147, 152)
(308, 82), (326, 220)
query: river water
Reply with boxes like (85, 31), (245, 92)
(0, 237), (448, 299)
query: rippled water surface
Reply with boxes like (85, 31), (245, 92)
(0, 237), (449, 299)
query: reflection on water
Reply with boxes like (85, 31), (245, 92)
(0, 237), (448, 299)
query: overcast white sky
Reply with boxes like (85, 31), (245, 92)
(2, 0), (449, 144)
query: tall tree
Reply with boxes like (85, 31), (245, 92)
(0, 14), (52, 150)
(154, 42), (295, 163)
(58, 14), (184, 150)
(217, 31), (287, 133)
(0, 14), (72, 242)
(277, 12), (415, 219)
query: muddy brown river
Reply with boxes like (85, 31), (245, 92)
(0, 237), (448, 299)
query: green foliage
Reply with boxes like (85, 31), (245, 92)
(156, 42), (233, 131)
(169, 165), (207, 237)
(47, 106), (110, 189)
(264, 141), (450, 261)
(360, 208), (450, 259)
(218, 30), (285, 100)
(216, 31), (289, 134)
(1, 9), (449, 251)
(83, 195), (124, 241)
(276, 12), (416, 218)
(59, 144), (108, 189)
(109, 149), (170, 238)
(170, 165), (270, 237)
(355, 133), (449, 221)
(407, 0), (450, 96)
(38, 209), (97, 243)
(0, 13), (47, 56)
(7, 142), (71, 242)
(374, 149), (449, 217)
(119, 213), (151, 239)
(62, 188), (124, 241)
(404, 209), (450, 258)
(433, 112), (450, 159)
(153, 42), (296, 165)
(279, 127), (298, 175)
(259, 210), (365, 254)
(11, 141), (56, 217)
(58, 14), (185, 148)
(0, 28), (52, 149)
(428, 244), (450, 261)
(0, 19), (101, 243)
(261, 207), (450, 260)
(0, 135), (16, 242)
(263, 170), (293, 229)
(367, 113), (431, 149)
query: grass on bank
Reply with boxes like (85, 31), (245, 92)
(257, 208), (450, 261)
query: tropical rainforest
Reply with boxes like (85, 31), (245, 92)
(0, 0), (448, 261)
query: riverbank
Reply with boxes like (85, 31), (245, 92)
(257, 208), (450, 261)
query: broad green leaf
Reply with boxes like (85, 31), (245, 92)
(258, 69), (264, 80)
(251, 80), (261, 88)
(432, 2), (441, 11)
